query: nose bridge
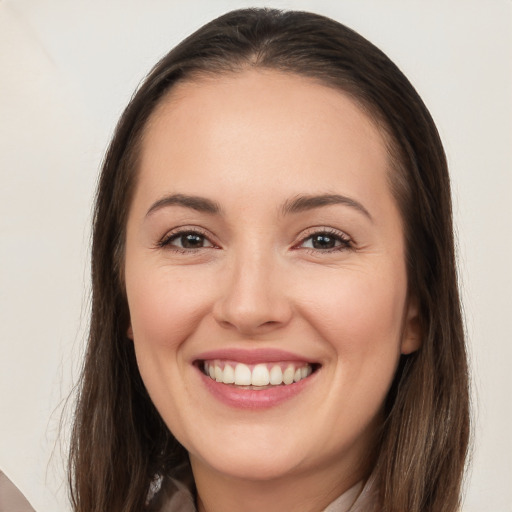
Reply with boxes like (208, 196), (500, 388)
(214, 241), (291, 333)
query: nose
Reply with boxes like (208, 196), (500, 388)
(213, 250), (293, 335)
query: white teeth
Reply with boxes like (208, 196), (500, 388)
(204, 360), (313, 387)
(251, 364), (270, 386)
(269, 365), (283, 385)
(234, 363), (252, 385)
(283, 365), (295, 385)
(222, 364), (235, 384)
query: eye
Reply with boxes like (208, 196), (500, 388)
(297, 229), (352, 252)
(159, 230), (215, 250)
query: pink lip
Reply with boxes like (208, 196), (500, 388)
(197, 369), (317, 410)
(194, 348), (315, 365)
(193, 348), (319, 410)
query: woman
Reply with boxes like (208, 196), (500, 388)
(69, 8), (470, 512)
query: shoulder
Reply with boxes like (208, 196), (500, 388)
(0, 470), (36, 512)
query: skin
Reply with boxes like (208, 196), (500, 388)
(124, 69), (421, 512)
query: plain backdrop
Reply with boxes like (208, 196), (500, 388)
(1, 1), (511, 510)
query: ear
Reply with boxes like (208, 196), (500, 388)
(127, 324), (134, 340)
(401, 296), (422, 355)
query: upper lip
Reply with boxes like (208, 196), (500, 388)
(193, 348), (318, 365)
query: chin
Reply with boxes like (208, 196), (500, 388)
(195, 449), (305, 482)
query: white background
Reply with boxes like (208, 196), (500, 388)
(0, 1), (511, 510)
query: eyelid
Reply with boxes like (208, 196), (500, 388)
(156, 225), (219, 249)
(291, 226), (353, 251)
(155, 225), (353, 252)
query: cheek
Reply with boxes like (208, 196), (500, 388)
(124, 268), (215, 431)
(298, 266), (407, 428)
(126, 268), (213, 348)
(295, 263), (407, 360)
(124, 267), (214, 416)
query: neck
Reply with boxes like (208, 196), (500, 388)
(190, 456), (367, 512)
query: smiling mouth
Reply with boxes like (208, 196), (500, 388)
(199, 360), (318, 389)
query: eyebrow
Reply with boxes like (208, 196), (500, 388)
(281, 194), (373, 221)
(145, 192), (372, 221)
(146, 193), (221, 217)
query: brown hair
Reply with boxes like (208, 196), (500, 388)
(69, 8), (470, 512)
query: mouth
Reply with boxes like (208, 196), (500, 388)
(192, 348), (321, 409)
(198, 359), (318, 389)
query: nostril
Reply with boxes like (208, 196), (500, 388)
(215, 316), (288, 335)
(217, 319), (235, 330)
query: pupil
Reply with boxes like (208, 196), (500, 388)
(312, 234), (335, 249)
(182, 233), (203, 248)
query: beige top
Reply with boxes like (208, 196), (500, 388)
(149, 466), (378, 512)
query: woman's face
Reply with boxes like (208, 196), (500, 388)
(124, 70), (419, 485)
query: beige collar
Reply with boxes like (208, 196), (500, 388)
(149, 467), (378, 512)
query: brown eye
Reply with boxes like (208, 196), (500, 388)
(165, 231), (214, 249)
(299, 231), (351, 251)
(310, 234), (337, 249)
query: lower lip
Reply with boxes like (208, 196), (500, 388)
(197, 368), (317, 410)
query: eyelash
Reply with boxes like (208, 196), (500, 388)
(293, 227), (353, 253)
(157, 227), (353, 254)
(157, 227), (217, 253)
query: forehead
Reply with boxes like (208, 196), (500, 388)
(135, 69), (394, 215)
(146, 69), (386, 143)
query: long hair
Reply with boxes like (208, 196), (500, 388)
(69, 8), (470, 512)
